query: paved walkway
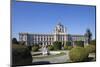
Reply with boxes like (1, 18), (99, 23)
(32, 51), (96, 64)
(32, 50), (70, 64)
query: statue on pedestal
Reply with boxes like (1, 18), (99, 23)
(41, 45), (49, 56)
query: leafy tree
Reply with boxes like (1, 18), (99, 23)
(85, 29), (92, 44)
(53, 41), (62, 50)
(27, 46), (32, 51)
(32, 46), (39, 52)
(32, 44), (39, 52)
(67, 34), (72, 41)
(19, 41), (25, 45)
(66, 41), (71, 46)
(12, 45), (32, 66)
(12, 38), (19, 44)
(48, 45), (54, 50)
(74, 41), (84, 47)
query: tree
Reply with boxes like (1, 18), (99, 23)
(32, 43), (39, 52)
(67, 34), (72, 41)
(48, 45), (54, 50)
(85, 29), (92, 44)
(66, 41), (71, 46)
(74, 41), (84, 47)
(12, 38), (19, 44)
(12, 45), (32, 66)
(19, 41), (25, 45)
(53, 41), (62, 50)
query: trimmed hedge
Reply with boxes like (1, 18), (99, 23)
(84, 45), (96, 53)
(69, 47), (89, 62)
(12, 45), (32, 66)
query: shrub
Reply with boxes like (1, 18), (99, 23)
(84, 45), (96, 53)
(90, 40), (96, 45)
(19, 41), (25, 45)
(12, 45), (32, 66)
(32, 45), (39, 52)
(74, 41), (84, 47)
(67, 46), (73, 50)
(53, 41), (62, 50)
(69, 47), (89, 62)
(64, 46), (73, 50)
(27, 46), (32, 51)
(64, 45), (68, 50)
(48, 45), (54, 50)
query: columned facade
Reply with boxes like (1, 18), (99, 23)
(19, 23), (89, 46)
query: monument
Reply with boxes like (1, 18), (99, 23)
(41, 45), (50, 56)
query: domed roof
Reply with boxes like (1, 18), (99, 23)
(57, 22), (63, 27)
(54, 22), (66, 33)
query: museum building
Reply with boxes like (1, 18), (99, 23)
(19, 23), (89, 46)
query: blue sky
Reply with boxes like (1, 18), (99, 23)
(12, 0), (96, 40)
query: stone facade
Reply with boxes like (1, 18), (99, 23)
(19, 23), (89, 46)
